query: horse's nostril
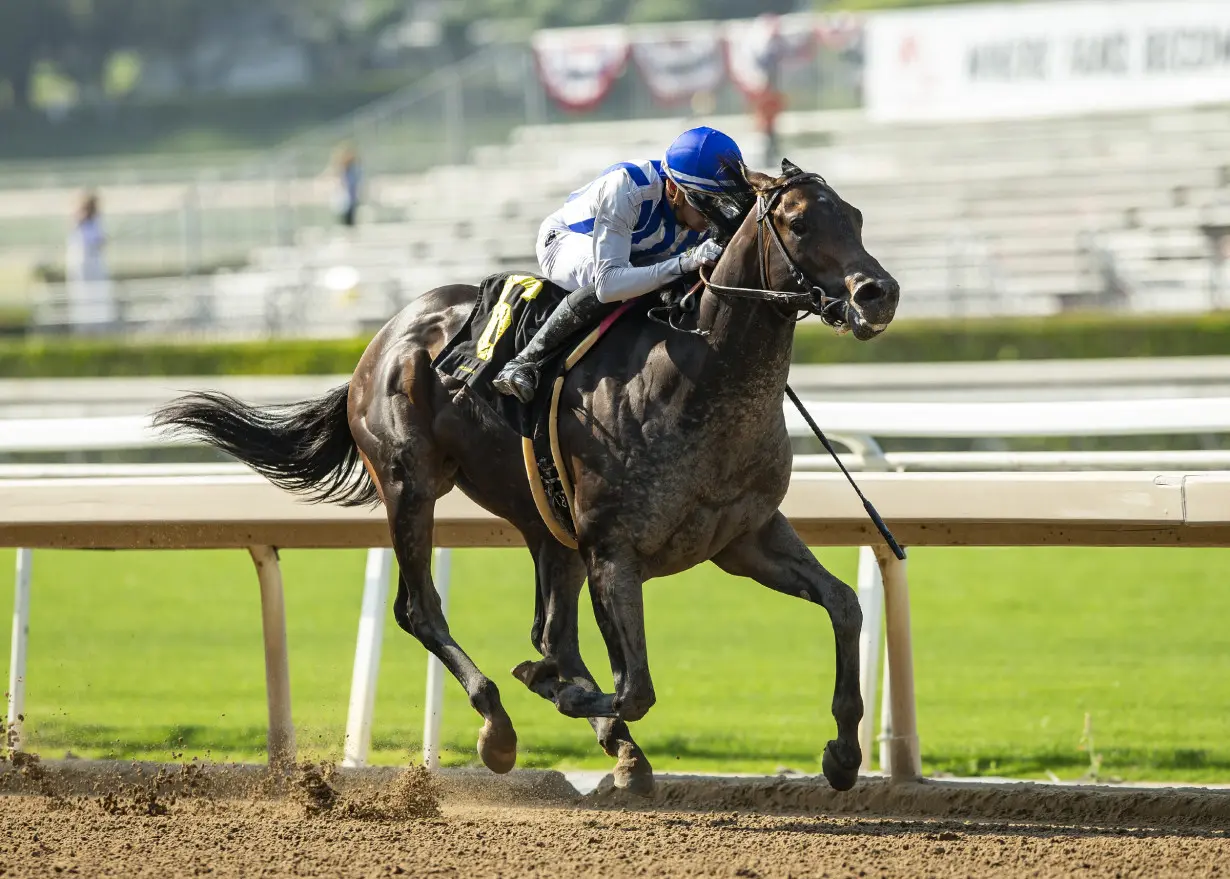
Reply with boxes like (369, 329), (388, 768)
(855, 279), (899, 306)
(857, 282), (888, 304)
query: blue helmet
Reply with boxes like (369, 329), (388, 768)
(662, 126), (743, 195)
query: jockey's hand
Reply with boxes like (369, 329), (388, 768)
(680, 239), (724, 273)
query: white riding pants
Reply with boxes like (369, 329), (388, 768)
(535, 221), (591, 294)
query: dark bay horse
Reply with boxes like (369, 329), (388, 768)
(155, 160), (900, 795)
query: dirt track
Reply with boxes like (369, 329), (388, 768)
(2, 762), (1228, 878)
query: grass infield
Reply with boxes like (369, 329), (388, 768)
(3, 545), (1228, 783)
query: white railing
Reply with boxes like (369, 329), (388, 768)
(4, 470), (1228, 782)
(7, 357), (1230, 419)
(30, 273), (415, 340)
(4, 391), (1230, 774)
(9, 394), (1230, 457)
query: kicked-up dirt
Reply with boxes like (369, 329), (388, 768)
(1, 760), (1227, 878)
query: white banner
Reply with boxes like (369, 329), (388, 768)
(630, 26), (725, 105)
(865, 0), (1230, 122)
(533, 27), (630, 112)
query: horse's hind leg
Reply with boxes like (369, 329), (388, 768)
(378, 471), (517, 773)
(512, 539), (654, 795)
(713, 511), (863, 792)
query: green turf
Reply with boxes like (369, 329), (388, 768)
(2, 545), (1228, 783)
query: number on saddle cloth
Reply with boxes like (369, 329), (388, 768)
(432, 272), (566, 393)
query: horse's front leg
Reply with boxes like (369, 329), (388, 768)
(713, 511), (863, 791)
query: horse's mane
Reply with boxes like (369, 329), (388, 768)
(701, 159), (821, 245)
(697, 159), (759, 245)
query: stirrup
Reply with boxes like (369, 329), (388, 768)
(492, 359), (540, 405)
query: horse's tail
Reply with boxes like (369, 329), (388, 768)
(153, 383), (378, 507)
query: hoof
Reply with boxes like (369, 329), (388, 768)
(511, 658), (557, 690)
(478, 720), (517, 774)
(612, 751), (655, 798)
(821, 739), (860, 792)
(612, 694), (655, 723)
(555, 685), (618, 719)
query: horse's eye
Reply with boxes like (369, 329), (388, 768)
(789, 219), (808, 237)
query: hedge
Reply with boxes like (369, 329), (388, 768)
(0, 337), (371, 378)
(2, 312), (1228, 378)
(790, 311), (1230, 363)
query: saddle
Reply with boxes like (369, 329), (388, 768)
(433, 271), (677, 547)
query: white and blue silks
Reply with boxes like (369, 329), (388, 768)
(536, 126), (743, 303)
(536, 158), (706, 303)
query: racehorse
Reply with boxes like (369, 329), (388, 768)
(154, 159), (900, 796)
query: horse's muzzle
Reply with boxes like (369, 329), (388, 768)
(847, 274), (900, 339)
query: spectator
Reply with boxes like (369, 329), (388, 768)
(753, 22), (786, 169)
(65, 191), (116, 333)
(333, 145), (363, 229)
(753, 86), (785, 170)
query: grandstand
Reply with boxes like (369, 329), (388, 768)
(236, 102), (1230, 330)
(20, 103), (1230, 334)
(11, 10), (1230, 336)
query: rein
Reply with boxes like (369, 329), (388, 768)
(697, 171), (850, 330)
(691, 169), (906, 562)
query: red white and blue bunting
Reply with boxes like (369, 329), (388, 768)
(629, 25), (725, 105)
(532, 27), (630, 113)
(532, 13), (863, 111)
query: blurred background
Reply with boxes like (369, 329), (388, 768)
(1, 0), (1225, 341)
(3, 0), (1230, 779)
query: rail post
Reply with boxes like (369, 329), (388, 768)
(342, 548), (393, 767)
(422, 548), (451, 769)
(876, 544), (921, 781)
(248, 546), (296, 768)
(6, 549), (32, 752)
(855, 546), (884, 772)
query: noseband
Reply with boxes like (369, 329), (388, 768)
(699, 172), (849, 329)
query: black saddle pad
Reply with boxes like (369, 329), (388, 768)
(432, 271), (586, 539)
(432, 270), (700, 543)
(433, 270), (702, 434)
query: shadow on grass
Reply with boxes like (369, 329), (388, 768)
(20, 724), (1230, 784)
(926, 747), (1230, 779)
(21, 723), (271, 760)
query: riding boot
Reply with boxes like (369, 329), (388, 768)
(492, 284), (605, 404)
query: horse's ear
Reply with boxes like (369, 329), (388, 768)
(780, 157), (803, 178)
(745, 168), (776, 190)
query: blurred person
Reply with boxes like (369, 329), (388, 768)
(493, 126), (743, 404)
(333, 144), (363, 228)
(751, 18), (787, 169)
(753, 87), (786, 170)
(65, 191), (116, 333)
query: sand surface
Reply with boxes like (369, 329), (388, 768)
(2, 760), (1228, 878)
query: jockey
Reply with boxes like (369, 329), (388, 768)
(492, 125), (744, 404)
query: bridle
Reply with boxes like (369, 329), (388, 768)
(697, 171), (851, 330)
(695, 171), (906, 561)
(660, 168), (908, 563)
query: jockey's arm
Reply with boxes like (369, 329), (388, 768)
(589, 180), (688, 304)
